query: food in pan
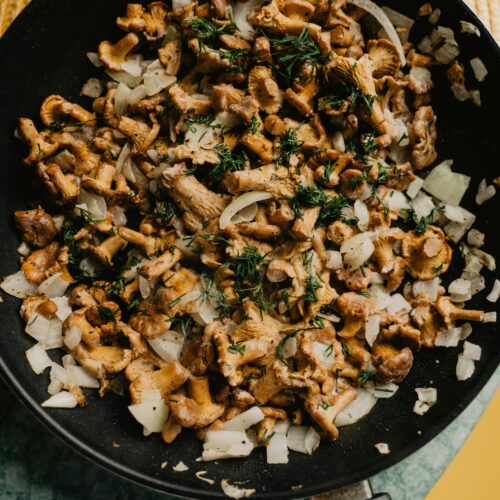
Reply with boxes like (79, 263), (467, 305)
(1, 0), (497, 466)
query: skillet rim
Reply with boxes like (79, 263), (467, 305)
(0, 1), (499, 498)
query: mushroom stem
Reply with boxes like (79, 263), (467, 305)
(90, 235), (126, 266)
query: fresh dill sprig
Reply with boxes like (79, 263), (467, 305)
(186, 17), (236, 49)
(358, 370), (375, 385)
(302, 251), (322, 304)
(199, 272), (233, 318)
(276, 128), (303, 166)
(276, 326), (320, 363)
(250, 114), (260, 134)
(209, 144), (244, 181)
(228, 341), (246, 356)
(317, 194), (351, 226)
(154, 200), (176, 225)
(185, 112), (218, 133)
(98, 306), (116, 322)
(289, 184), (328, 217)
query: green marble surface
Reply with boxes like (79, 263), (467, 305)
(0, 368), (498, 500)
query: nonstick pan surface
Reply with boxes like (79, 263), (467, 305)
(0, 1), (498, 498)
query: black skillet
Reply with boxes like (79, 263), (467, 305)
(0, 1), (499, 498)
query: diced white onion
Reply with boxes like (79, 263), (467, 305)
(460, 322), (473, 340)
(42, 391), (78, 408)
(413, 400), (430, 415)
(223, 407), (265, 432)
(81, 78), (103, 98)
(48, 363), (69, 395)
(434, 42), (460, 64)
(0, 270), (38, 298)
(25, 343), (52, 374)
(386, 294), (412, 315)
(114, 82), (132, 117)
(374, 442), (390, 454)
(26, 314), (63, 349)
(409, 66), (432, 94)
(143, 60), (177, 96)
(287, 426), (319, 454)
(482, 312), (497, 323)
(460, 21), (481, 36)
(202, 431), (254, 461)
(232, 0), (263, 40)
(38, 273), (70, 298)
(341, 233), (374, 269)
(106, 69), (142, 88)
(336, 389), (377, 427)
(448, 278), (471, 302)
(463, 341), (481, 361)
(347, 0), (406, 65)
(312, 342), (335, 369)
(17, 242), (32, 257)
(413, 278), (440, 302)
(486, 279), (500, 303)
(219, 191), (273, 229)
(476, 182), (495, 205)
(456, 354), (475, 381)
(76, 190), (107, 220)
(365, 315), (380, 347)
(354, 199), (370, 231)
(423, 160), (471, 206)
(411, 191), (435, 219)
(325, 250), (343, 270)
(386, 189), (409, 214)
(415, 387), (437, 405)
(435, 327), (461, 347)
(147, 330), (184, 363)
(467, 229), (485, 247)
(172, 461), (189, 472)
(66, 365), (100, 388)
(115, 142), (131, 178)
(128, 401), (170, 433)
(266, 432), (289, 464)
(50, 296), (72, 322)
(281, 336), (297, 358)
(470, 57), (488, 82)
(64, 326), (82, 350)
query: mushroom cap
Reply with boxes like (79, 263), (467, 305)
(372, 344), (413, 383)
(401, 226), (451, 280)
(40, 95), (66, 126)
(98, 33), (140, 71)
(367, 39), (401, 79)
(248, 66), (283, 114)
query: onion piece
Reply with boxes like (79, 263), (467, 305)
(486, 279), (500, 303)
(456, 354), (475, 381)
(460, 322), (473, 340)
(286, 426), (319, 454)
(448, 278), (471, 302)
(25, 314), (63, 349)
(232, 0), (264, 40)
(38, 273), (70, 298)
(202, 431), (254, 461)
(114, 82), (131, 117)
(347, 0), (406, 65)
(86, 52), (103, 67)
(25, 343), (52, 374)
(66, 365), (100, 388)
(463, 341), (481, 361)
(0, 270), (38, 298)
(435, 327), (461, 347)
(64, 326), (82, 350)
(76, 190), (107, 220)
(325, 250), (343, 270)
(413, 400), (430, 415)
(341, 233), (374, 269)
(365, 315), (380, 347)
(411, 191), (435, 219)
(482, 312), (497, 323)
(143, 60), (177, 96)
(81, 78), (103, 98)
(312, 342), (335, 369)
(50, 296), (72, 322)
(266, 432), (289, 464)
(375, 442), (390, 454)
(223, 407), (265, 432)
(467, 228), (485, 247)
(128, 401), (170, 433)
(422, 160), (471, 206)
(48, 363), (69, 395)
(281, 336), (297, 358)
(220, 480), (256, 499)
(415, 387), (437, 405)
(42, 391), (78, 408)
(354, 199), (369, 231)
(413, 278), (440, 302)
(386, 294), (412, 315)
(460, 21), (481, 36)
(335, 388), (377, 426)
(219, 191), (273, 229)
(476, 181), (495, 205)
(366, 382), (399, 399)
(429, 8), (441, 24)
(147, 331), (184, 362)
(106, 68), (142, 88)
(470, 57), (488, 82)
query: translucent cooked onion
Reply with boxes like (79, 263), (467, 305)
(86, 52), (103, 67)
(42, 391), (78, 408)
(487, 279), (500, 303)
(223, 407), (265, 431)
(434, 42), (460, 65)
(386, 189), (409, 214)
(415, 387), (437, 405)
(335, 389), (377, 426)
(364, 314), (380, 347)
(128, 401), (170, 433)
(423, 160), (471, 206)
(411, 191), (435, 219)
(366, 382), (399, 399)
(38, 273), (70, 298)
(25, 343), (52, 375)
(467, 228), (485, 247)
(331, 130), (346, 152)
(143, 60), (177, 96)
(325, 250), (343, 270)
(232, 0), (264, 40)
(341, 233), (374, 269)
(48, 363), (69, 395)
(413, 278), (441, 302)
(147, 330), (184, 362)
(460, 21), (481, 36)
(219, 191), (273, 229)
(463, 341), (481, 361)
(106, 68), (142, 88)
(114, 82), (131, 116)
(456, 355), (475, 381)
(386, 294), (411, 315)
(470, 57), (488, 82)
(347, 0), (406, 65)
(66, 365), (100, 388)
(312, 342), (335, 369)
(435, 327), (461, 347)
(0, 270), (38, 298)
(286, 426), (319, 454)
(202, 431), (254, 461)
(476, 181), (495, 205)
(266, 432), (288, 464)
(25, 314), (63, 349)
(64, 325), (82, 350)
(51, 296), (72, 322)
(115, 142), (131, 178)
(81, 78), (103, 99)
(354, 199), (369, 231)
(76, 190), (107, 220)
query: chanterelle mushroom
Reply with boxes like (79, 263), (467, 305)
(335, 292), (377, 338)
(98, 33), (140, 71)
(248, 66), (283, 114)
(402, 226), (451, 280)
(14, 208), (58, 248)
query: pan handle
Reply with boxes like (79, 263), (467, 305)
(310, 480), (391, 500)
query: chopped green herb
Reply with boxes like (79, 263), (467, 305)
(302, 251), (322, 304)
(98, 306), (116, 322)
(154, 200), (176, 225)
(320, 403), (334, 411)
(322, 161), (334, 183)
(261, 430), (275, 444)
(358, 370), (375, 385)
(276, 128), (303, 166)
(209, 143), (244, 181)
(341, 343), (350, 359)
(276, 326), (320, 363)
(250, 114), (260, 134)
(356, 290), (371, 298)
(186, 17), (236, 49)
(324, 344), (334, 357)
(228, 341), (246, 356)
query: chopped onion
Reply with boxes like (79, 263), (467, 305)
(423, 160), (471, 206)
(413, 400), (430, 415)
(0, 270), (38, 298)
(460, 21), (480, 37)
(315, 312), (341, 323)
(219, 191), (273, 229)
(202, 431), (254, 461)
(106, 69), (142, 88)
(435, 327), (461, 347)
(413, 278), (440, 302)
(127, 84), (148, 106)
(304, 427), (321, 454)
(115, 142), (131, 178)
(175, 236), (199, 258)
(42, 391), (78, 408)
(121, 56), (143, 77)
(286, 426), (319, 454)
(220, 480), (256, 499)
(49, 297), (72, 322)
(48, 363), (69, 395)
(128, 401), (169, 433)
(312, 342), (335, 369)
(223, 407), (265, 431)
(415, 387), (437, 405)
(386, 189), (409, 214)
(434, 42), (460, 64)
(381, 6), (414, 29)
(482, 312), (497, 323)
(114, 82), (132, 117)
(86, 52), (103, 67)
(463, 341), (481, 361)
(354, 199), (369, 231)
(76, 190), (107, 220)
(325, 250), (343, 270)
(476, 182), (495, 205)
(486, 279), (500, 303)
(406, 177), (424, 200)
(274, 420), (290, 435)
(331, 130), (346, 152)
(460, 322), (473, 340)
(366, 382), (399, 399)
(81, 78), (103, 98)
(26, 343), (52, 374)
(418, 36), (433, 55)
(66, 365), (99, 388)
(365, 315), (380, 347)
(409, 67), (432, 94)
(139, 275), (152, 299)
(25, 314), (63, 349)
(143, 60), (177, 96)
(341, 233), (374, 269)
(411, 191), (435, 219)
(470, 57), (488, 82)
(266, 432), (289, 464)
(232, 0), (264, 40)
(172, 461), (189, 472)
(17, 242), (32, 257)
(147, 330), (184, 362)
(456, 355), (475, 381)
(448, 278), (471, 302)
(386, 294), (412, 315)
(347, 0), (406, 65)
(335, 389), (377, 426)
(467, 229), (485, 247)
(64, 325), (82, 350)
(38, 273), (70, 298)
(375, 442), (390, 454)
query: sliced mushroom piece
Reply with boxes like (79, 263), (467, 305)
(117, 115), (160, 155)
(335, 292), (378, 338)
(21, 242), (59, 285)
(98, 33), (140, 71)
(17, 118), (58, 165)
(248, 66), (283, 114)
(14, 208), (58, 248)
